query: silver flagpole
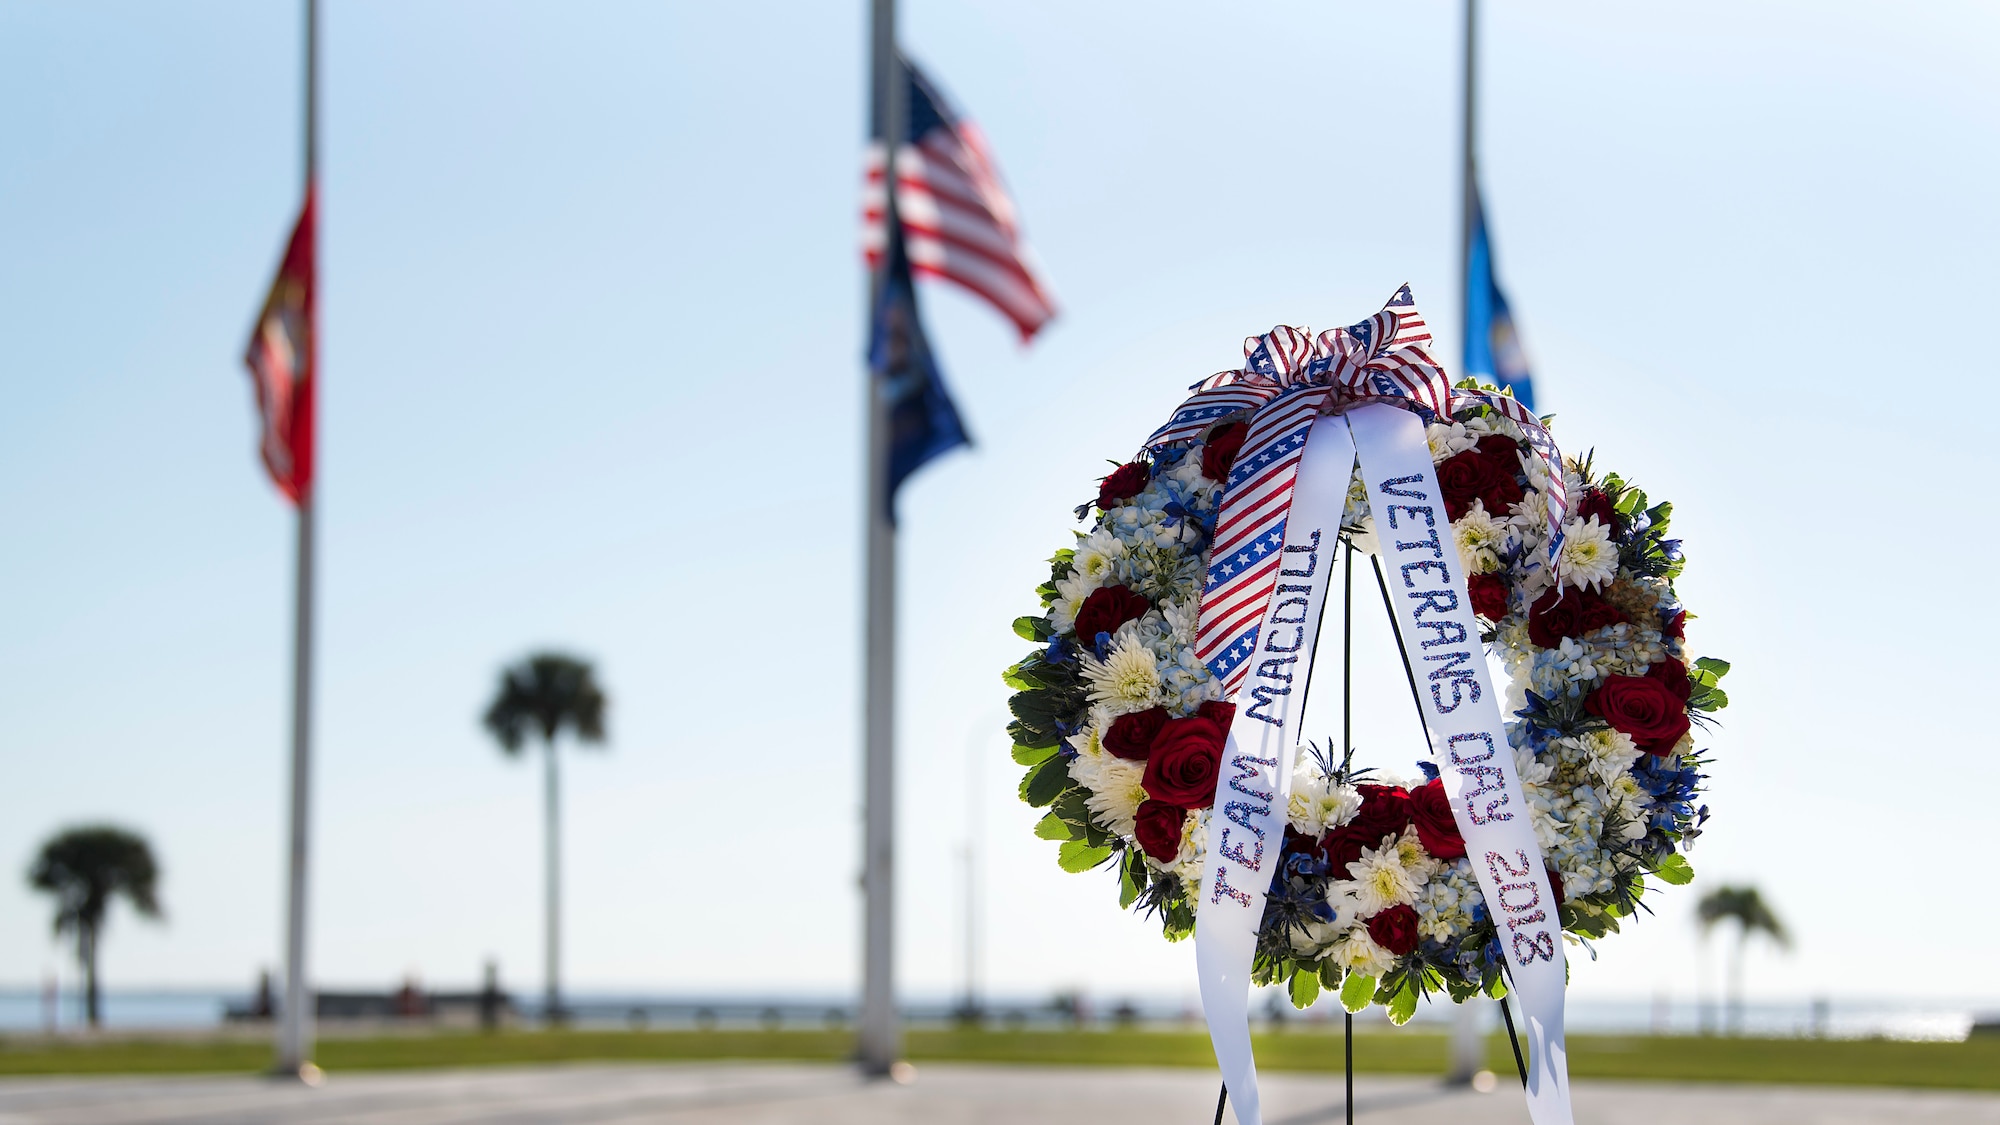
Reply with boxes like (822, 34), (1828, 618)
(859, 0), (904, 1078)
(276, 0), (319, 1082)
(1447, 0), (1485, 1088)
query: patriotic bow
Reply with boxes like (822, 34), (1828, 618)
(1149, 286), (1569, 694)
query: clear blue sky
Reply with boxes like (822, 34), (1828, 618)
(3, 0), (1996, 1014)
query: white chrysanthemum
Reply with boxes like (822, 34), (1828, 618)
(1290, 917), (1344, 957)
(1071, 529), (1128, 586)
(1333, 838), (1424, 915)
(1426, 421), (1479, 459)
(1169, 809), (1210, 898)
(1389, 825), (1441, 885)
(1048, 572), (1095, 635)
(1065, 713), (1107, 760)
(1569, 727), (1642, 788)
(1071, 753), (1146, 839)
(1560, 516), (1619, 590)
(1330, 923), (1397, 978)
(1288, 760), (1363, 837)
(1080, 634), (1163, 714)
(1452, 500), (1509, 575)
(1509, 483), (1551, 531)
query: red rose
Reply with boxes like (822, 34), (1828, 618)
(1584, 672), (1691, 755)
(1200, 421), (1250, 481)
(1577, 488), (1619, 528)
(1197, 699), (1236, 727)
(1473, 435), (1527, 514)
(1319, 830), (1368, 879)
(1467, 573), (1510, 621)
(1526, 588), (1627, 648)
(1097, 462), (1149, 508)
(1665, 609), (1686, 641)
(1074, 584), (1150, 643)
(1646, 658), (1691, 702)
(1435, 441), (1525, 521)
(1133, 800), (1186, 862)
(1364, 904), (1421, 956)
(1141, 713), (1229, 808)
(1435, 448), (1504, 521)
(1409, 778), (1466, 860)
(1103, 707), (1168, 761)
(1547, 866), (1567, 907)
(1321, 783), (1412, 873)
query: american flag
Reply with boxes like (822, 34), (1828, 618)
(863, 56), (1056, 340)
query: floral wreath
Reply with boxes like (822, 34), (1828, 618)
(1005, 380), (1729, 1018)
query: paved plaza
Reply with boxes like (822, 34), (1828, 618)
(0, 1063), (1996, 1125)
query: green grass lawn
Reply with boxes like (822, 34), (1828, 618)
(0, 1027), (1995, 1091)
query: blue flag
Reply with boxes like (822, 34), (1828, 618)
(1464, 187), (1535, 411)
(869, 222), (970, 519)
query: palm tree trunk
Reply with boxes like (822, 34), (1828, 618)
(1728, 927), (1747, 1035)
(544, 738), (562, 1025)
(81, 925), (100, 1029)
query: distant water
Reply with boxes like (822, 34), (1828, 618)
(0, 988), (1986, 1042)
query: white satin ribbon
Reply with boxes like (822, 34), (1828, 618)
(1195, 415), (1353, 1125)
(1348, 402), (1572, 1125)
(1194, 404), (1573, 1125)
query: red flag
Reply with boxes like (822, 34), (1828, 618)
(244, 189), (316, 505)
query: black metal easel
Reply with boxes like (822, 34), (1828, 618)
(1209, 538), (1528, 1123)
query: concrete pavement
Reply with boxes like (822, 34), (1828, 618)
(0, 1062), (1995, 1124)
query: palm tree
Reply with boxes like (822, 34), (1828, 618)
(483, 652), (606, 1025)
(1696, 884), (1789, 1035)
(28, 826), (162, 1029)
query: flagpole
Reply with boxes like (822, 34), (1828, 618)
(1447, 0), (1486, 1087)
(1460, 0), (1477, 353)
(276, 0), (319, 1081)
(858, 0), (904, 1079)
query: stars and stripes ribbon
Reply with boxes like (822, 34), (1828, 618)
(1155, 286), (1569, 696)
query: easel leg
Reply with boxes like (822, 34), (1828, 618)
(1498, 993), (1529, 1088)
(1344, 1010), (1354, 1125)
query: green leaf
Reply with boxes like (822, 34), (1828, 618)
(1688, 685), (1729, 713)
(1021, 755), (1072, 808)
(1318, 961), (1343, 989)
(1694, 656), (1731, 679)
(1288, 970), (1321, 1009)
(1008, 688), (1072, 742)
(1653, 853), (1695, 885)
(1014, 615), (1052, 643)
(1118, 854), (1142, 908)
(1011, 743), (1059, 767)
(1008, 718), (1059, 751)
(1057, 839), (1113, 873)
(1034, 812), (1075, 841)
(1050, 788), (1092, 827)
(1386, 977), (1420, 1025)
(1340, 972), (1376, 1014)
(1002, 662), (1035, 691)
